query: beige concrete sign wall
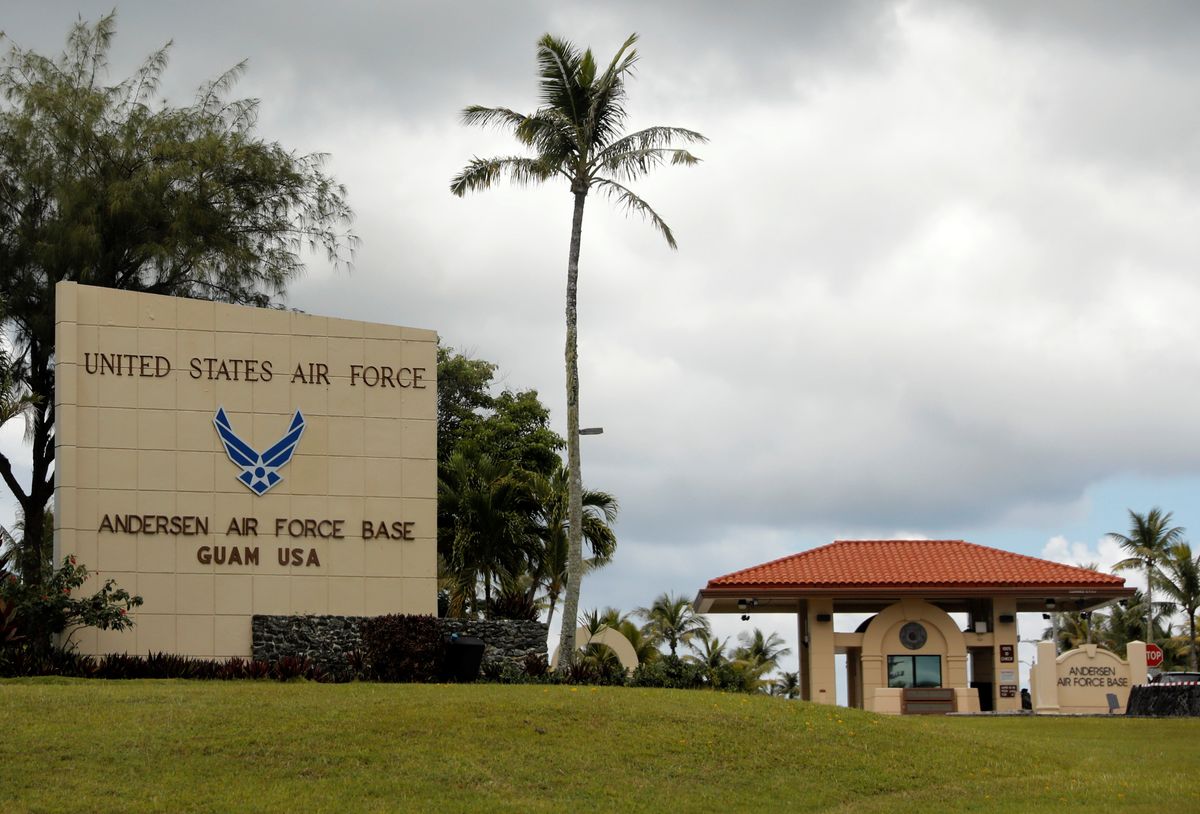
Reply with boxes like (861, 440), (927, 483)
(53, 282), (436, 658)
(1030, 640), (1147, 714)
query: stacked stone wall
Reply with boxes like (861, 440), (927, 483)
(252, 615), (548, 674)
(438, 618), (548, 666)
(1126, 684), (1200, 716)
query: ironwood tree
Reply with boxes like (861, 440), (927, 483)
(0, 14), (356, 585)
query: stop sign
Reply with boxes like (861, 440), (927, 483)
(1146, 643), (1164, 669)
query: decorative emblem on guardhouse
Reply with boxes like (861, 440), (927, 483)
(213, 407), (305, 495)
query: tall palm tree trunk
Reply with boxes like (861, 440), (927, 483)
(557, 188), (588, 668)
(1189, 611), (1197, 671)
(1146, 559), (1154, 648)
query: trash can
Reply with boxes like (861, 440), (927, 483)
(443, 634), (485, 682)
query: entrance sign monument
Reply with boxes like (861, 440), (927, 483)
(53, 283), (437, 658)
(1030, 640), (1147, 714)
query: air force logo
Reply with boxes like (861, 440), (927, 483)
(213, 407), (305, 495)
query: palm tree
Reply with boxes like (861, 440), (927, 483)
(1156, 543), (1200, 670)
(527, 464), (618, 627)
(688, 633), (728, 670)
(637, 592), (710, 657)
(616, 619), (660, 666)
(734, 628), (792, 675)
(597, 606), (631, 629)
(1169, 615), (1200, 669)
(1097, 590), (1148, 655)
(437, 445), (532, 616)
(1043, 610), (1103, 652)
(1109, 507), (1185, 648)
(577, 606), (657, 667)
(772, 672), (801, 700)
(452, 33), (704, 666)
(1040, 563), (1108, 651)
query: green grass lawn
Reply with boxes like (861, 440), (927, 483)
(1, 679), (1196, 813)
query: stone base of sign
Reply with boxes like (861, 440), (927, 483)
(251, 615), (547, 675)
(1126, 684), (1200, 716)
(439, 618), (549, 666)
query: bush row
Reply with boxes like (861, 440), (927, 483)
(0, 646), (349, 682)
(2, 613), (755, 693)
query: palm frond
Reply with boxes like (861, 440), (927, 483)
(599, 147), (703, 183)
(585, 33), (639, 149)
(517, 109), (579, 162)
(594, 126), (707, 164)
(536, 34), (585, 128)
(582, 488), (619, 523)
(450, 155), (556, 196)
(1112, 555), (1147, 572)
(592, 178), (677, 249)
(461, 105), (531, 131)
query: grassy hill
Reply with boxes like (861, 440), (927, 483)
(1, 679), (1196, 812)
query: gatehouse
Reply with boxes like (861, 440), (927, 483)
(696, 539), (1135, 714)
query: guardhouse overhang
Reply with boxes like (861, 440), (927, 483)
(695, 539), (1135, 615)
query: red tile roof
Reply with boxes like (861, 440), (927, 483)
(706, 540), (1127, 591)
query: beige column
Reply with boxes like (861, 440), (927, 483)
(797, 606), (811, 701)
(1031, 640), (1059, 713)
(861, 654), (883, 711)
(992, 597), (1020, 711)
(846, 650), (861, 708)
(947, 653), (969, 687)
(806, 597), (837, 705)
(1126, 640), (1147, 684)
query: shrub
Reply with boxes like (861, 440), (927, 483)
(360, 614), (445, 682)
(481, 658), (506, 682)
(710, 662), (761, 692)
(216, 657), (248, 680)
(522, 653), (549, 678)
(96, 653), (144, 679)
(245, 659), (272, 680)
(628, 655), (707, 690)
(1, 595), (20, 645)
(271, 655), (312, 682)
(345, 649), (368, 680)
(485, 585), (540, 621)
(0, 556), (142, 654)
(144, 652), (204, 679)
(564, 658), (598, 685)
(573, 643), (626, 686)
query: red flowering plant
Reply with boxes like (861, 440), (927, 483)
(0, 555), (142, 655)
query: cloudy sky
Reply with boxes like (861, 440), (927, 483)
(4, 1), (1200, 681)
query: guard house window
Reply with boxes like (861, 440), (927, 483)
(887, 655), (942, 688)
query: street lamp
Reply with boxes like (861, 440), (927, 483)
(579, 427), (604, 435)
